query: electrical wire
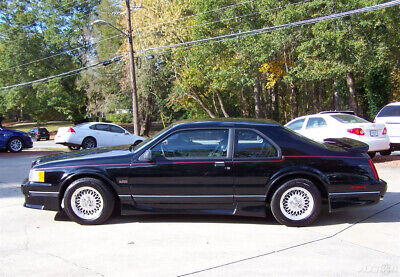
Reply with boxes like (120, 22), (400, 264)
(139, 0), (400, 54)
(0, 54), (127, 91)
(0, 34), (124, 73)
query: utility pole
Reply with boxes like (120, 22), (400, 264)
(125, 0), (141, 135)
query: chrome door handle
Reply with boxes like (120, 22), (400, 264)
(214, 161), (225, 167)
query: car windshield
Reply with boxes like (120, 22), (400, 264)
(377, 105), (400, 117)
(331, 114), (369, 123)
(132, 127), (171, 153)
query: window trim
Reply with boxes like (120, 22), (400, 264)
(233, 128), (281, 161)
(149, 127), (234, 161)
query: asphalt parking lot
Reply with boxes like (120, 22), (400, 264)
(0, 152), (399, 276)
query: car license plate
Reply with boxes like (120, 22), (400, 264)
(370, 130), (378, 137)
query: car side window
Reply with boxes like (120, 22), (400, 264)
(306, 117), (327, 129)
(151, 129), (229, 159)
(94, 124), (110, 131)
(234, 130), (278, 158)
(286, 119), (305, 131)
(110, 125), (125, 134)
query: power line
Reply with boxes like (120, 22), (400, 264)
(0, 54), (127, 91)
(139, 0), (400, 54)
(139, 0), (311, 39)
(0, 34), (124, 73)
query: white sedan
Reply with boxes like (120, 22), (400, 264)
(55, 122), (144, 150)
(285, 112), (390, 158)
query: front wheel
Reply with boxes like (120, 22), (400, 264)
(270, 178), (321, 227)
(63, 178), (115, 225)
(7, 137), (23, 152)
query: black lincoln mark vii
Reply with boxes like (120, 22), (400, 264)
(22, 119), (387, 227)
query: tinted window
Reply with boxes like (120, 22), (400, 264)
(94, 124), (110, 131)
(152, 129), (229, 158)
(286, 119), (305, 131)
(110, 125), (125, 134)
(331, 114), (369, 123)
(306, 117), (327, 129)
(234, 130), (278, 158)
(377, 105), (400, 117)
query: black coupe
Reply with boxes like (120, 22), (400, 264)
(22, 120), (387, 226)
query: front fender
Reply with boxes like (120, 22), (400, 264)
(59, 168), (119, 195)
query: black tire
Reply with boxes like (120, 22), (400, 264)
(7, 137), (23, 152)
(270, 178), (321, 227)
(380, 150), (392, 156)
(46, 136), (50, 141)
(68, 146), (81, 151)
(82, 137), (97, 149)
(63, 178), (115, 225)
(368, 152), (376, 159)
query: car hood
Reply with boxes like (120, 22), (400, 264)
(32, 145), (133, 168)
(1, 128), (26, 135)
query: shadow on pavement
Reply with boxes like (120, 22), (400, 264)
(54, 192), (400, 227)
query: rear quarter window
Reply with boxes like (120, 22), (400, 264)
(377, 106), (400, 117)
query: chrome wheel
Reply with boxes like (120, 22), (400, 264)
(82, 137), (96, 149)
(279, 187), (314, 221)
(9, 138), (23, 152)
(70, 186), (104, 220)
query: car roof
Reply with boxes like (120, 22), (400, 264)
(172, 118), (280, 129)
(387, 101), (400, 106)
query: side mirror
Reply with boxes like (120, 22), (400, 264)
(138, 149), (152, 162)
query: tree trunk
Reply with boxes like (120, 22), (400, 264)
(254, 77), (262, 118)
(215, 90), (229, 117)
(186, 90), (216, 118)
(346, 72), (358, 114)
(272, 85), (279, 121)
(333, 80), (340, 110)
(289, 81), (298, 119)
(240, 86), (249, 117)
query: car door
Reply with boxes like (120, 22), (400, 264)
(0, 129), (6, 147)
(90, 124), (112, 147)
(302, 117), (329, 142)
(128, 128), (235, 211)
(109, 125), (132, 146)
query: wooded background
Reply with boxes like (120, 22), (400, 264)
(1, 0), (399, 135)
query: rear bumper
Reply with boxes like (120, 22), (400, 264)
(364, 137), (390, 152)
(21, 179), (60, 211)
(329, 179), (387, 211)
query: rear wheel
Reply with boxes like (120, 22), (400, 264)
(63, 178), (115, 225)
(7, 137), (23, 152)
(380, 150), (392, 156)
(270, 178), (321, 227)
(68, 146), (80, 151)
(368, 152), (376, 159)
(82, 137), (97, 149)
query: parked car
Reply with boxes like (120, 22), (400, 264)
(285, 111), (390, 158)
(374, 101), (400, 155)
(28, 127), (50, 141)
(54, 122), (144, 150)
(22, 119), (386, 227)
(0, 127), (33, 152)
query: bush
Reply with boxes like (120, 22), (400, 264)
(106, 113), (133, 123)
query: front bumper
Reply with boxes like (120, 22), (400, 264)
(21, 179), (60, 211)
(329, 179), (387, 211)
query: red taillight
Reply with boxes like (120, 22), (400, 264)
(347, 128), (365, 136)
(36, 132), (40, 135)
(382, 127), (387, 135)
(368, 159), (379, 180)
(67, 128), (75, 133)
